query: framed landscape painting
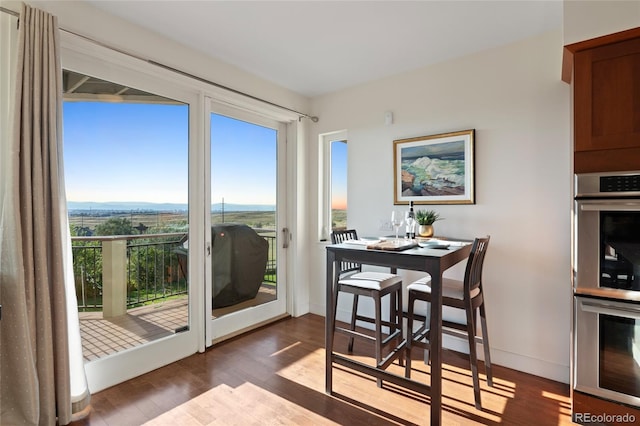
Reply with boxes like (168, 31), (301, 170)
(393, 129), (475, 205)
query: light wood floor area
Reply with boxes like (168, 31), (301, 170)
(70, 314), (573, 426)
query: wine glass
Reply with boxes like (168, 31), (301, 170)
(391, 210), (404, 244)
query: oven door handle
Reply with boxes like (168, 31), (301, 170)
(580, 299), (640, 319)
(579, 202), (640, 212)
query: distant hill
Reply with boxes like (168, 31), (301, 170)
(212, 203), (275, 212)
(68, 201), (275, 213)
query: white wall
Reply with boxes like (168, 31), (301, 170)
(564, 0), (640, 45)
(307, 29), (572, 383)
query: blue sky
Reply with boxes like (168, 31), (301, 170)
(63, 101), (189, 204)
(331, 141), (347, 209)
(210, 113), (276, 205)
(63, 102), (346, 208)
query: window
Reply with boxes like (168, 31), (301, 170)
(331, 140), (347, 230)
(319, 131), (348, 240)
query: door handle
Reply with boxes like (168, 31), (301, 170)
(579, 202), (640, 212)
(580, 299), (640, 319)
(282, 227), (290, 249)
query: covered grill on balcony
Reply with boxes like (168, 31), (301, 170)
(210, 224), (269, 308)
(175, 224), (270, 308)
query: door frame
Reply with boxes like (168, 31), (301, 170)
(205, 101), (290, 345)
(61, 31), (205, 393)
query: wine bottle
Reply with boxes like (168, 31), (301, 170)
(407, 201), (416, 239)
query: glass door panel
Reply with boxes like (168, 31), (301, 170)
(208, 106), (287, 342)
(62, 67), (198, 391)
(599, 313), (640, 397)
(600, 211), (640, 291)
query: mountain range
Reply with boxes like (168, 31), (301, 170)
(68, 201), (275, 212)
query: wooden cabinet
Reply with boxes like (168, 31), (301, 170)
(565, 27), (640, 173)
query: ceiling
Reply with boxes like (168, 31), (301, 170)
(84, 1), (563, 98)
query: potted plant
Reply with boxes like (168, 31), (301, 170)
(415, 209), (442, 237)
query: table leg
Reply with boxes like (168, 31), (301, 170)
(430, 271), (443, 425)
(325, 251), (336, 394)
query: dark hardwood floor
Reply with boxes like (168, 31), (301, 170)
(70, 314), (573, 425)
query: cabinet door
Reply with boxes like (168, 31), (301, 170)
(574, 37), (640, 173)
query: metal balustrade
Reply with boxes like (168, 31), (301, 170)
(72, 231), (277, 313)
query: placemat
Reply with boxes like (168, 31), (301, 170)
(366, 240), (418, 251)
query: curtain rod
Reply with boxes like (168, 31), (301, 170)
(0, 5), (319, 123)
(0, 6), (19, 17)
(146, 59), (318, 122)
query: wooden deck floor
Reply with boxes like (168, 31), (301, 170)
(70, 314), (573, 426)
(79, 298), (189, 362)
(79, 285), (277, 362)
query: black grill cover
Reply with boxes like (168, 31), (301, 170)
(211, 224), (269, 308)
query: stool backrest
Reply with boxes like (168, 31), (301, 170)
(464, 236), (490, 298)
(331, 229), (361, 276)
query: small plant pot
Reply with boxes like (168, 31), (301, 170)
(418, 225), (434, 238)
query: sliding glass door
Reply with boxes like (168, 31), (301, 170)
(61, 30), (295, 390)
(207, 103), (288, 343)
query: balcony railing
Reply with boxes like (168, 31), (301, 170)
(72, 230), (277, 315)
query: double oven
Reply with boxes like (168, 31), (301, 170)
(574, 171), (640, 407)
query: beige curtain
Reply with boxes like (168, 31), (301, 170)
(0, 4), (89, 425)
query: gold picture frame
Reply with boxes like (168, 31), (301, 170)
(393, 129), (475, 205)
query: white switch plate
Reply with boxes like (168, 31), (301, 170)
(384, 111), (393, 126)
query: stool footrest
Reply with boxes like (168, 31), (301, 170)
(410, 325), (430, 344)
(354, 314), (399, 329)
(378, 340), (406, 370)
(335, 326), (376, 342)
(335, 326), (402, 345)
(382, 329), (402, 346)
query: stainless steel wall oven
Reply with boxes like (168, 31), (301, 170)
(574, 171), (640, 407)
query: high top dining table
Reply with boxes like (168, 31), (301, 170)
(325, 239), (472, 426)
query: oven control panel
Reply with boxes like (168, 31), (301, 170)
(576, 171), (640, 198)
(600, 174), (640, 193)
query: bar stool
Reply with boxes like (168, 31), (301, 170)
(331, 230), (405, 386)
(404, 236), (492, 409)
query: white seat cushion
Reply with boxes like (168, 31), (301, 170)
(409, 275), (432, 286)
(339, 271), (402, 291)
(349, 271), (399, 282)
(407, 276), (479, 300)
